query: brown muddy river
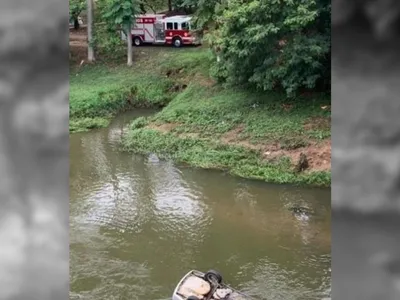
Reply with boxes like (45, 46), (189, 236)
(69, 110), (331, 300)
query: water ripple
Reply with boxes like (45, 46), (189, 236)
(70, 111), (331, 300)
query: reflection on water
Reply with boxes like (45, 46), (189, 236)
(70, 110), (331, 300)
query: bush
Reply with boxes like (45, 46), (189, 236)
(207, 0), (331, 96)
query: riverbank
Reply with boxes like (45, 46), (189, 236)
(70, 62), (175, 132)
(122, 81), (331, 186)
(70, 33), (331, 186)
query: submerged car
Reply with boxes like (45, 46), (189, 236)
(172, 270), (250, 300)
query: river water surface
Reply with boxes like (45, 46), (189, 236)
(70, 110), (331, 300)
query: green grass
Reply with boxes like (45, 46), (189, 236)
(69, 117), (110, 132)
(69, 48), (211, 132)
(123, 82), (331, 186)
(122, 128), (330, 186)
(70, 46), (331, 186)
(153, 84), (331, 144)
(69, 65), (173, 132)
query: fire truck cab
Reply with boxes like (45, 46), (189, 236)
(128, 14), (200, 47)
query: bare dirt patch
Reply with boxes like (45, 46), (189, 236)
(70, 40), (88, 47)
(165, 68), (216, 88)
(69, 35), (87, 42)
(303, 116), (331, 131)
(69, 28), (88, 44)
(70, 29), (88, 64)
(263, 139), (331, 172)
(221, 125), (244, 141)
(147, 122), (203, 139)
(192, 74), (216, 87)
(148, 122), (179, 133)
(181, 132), (201, 139)
(221, 125), (261, 151)
(222, 125), (331, 172)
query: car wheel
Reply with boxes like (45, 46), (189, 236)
(204, 270), (223, 284)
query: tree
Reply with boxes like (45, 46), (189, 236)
(182, 0), (223, 30)
(87, 0), (95, 62)
(196, 0), (331, 96)
(103, 0), (139, 66)
(138, 0), (165, 13)
(69, 0), (85, 30)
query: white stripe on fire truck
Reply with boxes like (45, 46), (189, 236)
(144, 28), (154, 39)
(165, 36), (192, 40)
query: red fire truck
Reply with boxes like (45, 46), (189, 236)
(126, 14), (201, 47)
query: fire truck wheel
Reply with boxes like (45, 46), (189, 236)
(172, 37), (183, 48)
(133, 36), (142, 47)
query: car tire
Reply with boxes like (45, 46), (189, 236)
(204, 270), (223, 284)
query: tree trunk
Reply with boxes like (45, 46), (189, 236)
(168, 0), (172, 12)
(73, 17), (80, 30)
(87, 0), (95, 62)
(126, 28), (133, 66)
(140, 3), (146, 14)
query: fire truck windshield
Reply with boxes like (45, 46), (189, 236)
(166, 22), (179, 30)
(181, 22), (189, 30)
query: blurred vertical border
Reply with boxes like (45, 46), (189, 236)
(332, 0), (400, 299)
(0, 0), (69, 299)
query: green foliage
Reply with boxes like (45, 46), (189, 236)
(92, 25), (126, 59)
(70, 0), (85, 19)
(130, 116), (149, 129)
(198, 0), (330, 96)
(89, 0), (124, 57)
(69, 0), (85, 29)
(182, 0), (224, 31)
(139, 0), (166, 13)
(102, 0), (140, 34)
(69, 63), (175, 132)
(70, 117), (110, 133)
(94, 0), (141, 64)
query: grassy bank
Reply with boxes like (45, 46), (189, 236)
(70, 64), (173, 132)
(70, 46), (331, 186)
